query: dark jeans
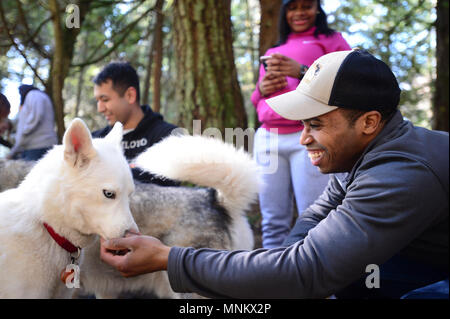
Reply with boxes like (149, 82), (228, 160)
(335, 254), (449, 299)
(19, 147), (52, 161)
(401, 278), (449, 299)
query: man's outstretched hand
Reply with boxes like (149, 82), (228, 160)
(100, 235), (171, 277)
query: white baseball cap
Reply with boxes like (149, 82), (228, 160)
(266, 49), (401, 121)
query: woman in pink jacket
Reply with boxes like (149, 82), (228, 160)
(252, 0), (351, 248)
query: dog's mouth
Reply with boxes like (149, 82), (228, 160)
(104, 229), (140, 256)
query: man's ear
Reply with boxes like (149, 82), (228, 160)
(63, 118), (96, 168)
(360, 111), (383, 135)
(104, 121), (123, 146)
(125, 86), (138, 104)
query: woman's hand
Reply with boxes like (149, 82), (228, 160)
(265, 53), (303, 79)
(259, 72), (288, 96)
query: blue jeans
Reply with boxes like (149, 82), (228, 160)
(335, 254), (449, 299)
(401, 278), (449, 299)
(19, 147), (52, 161)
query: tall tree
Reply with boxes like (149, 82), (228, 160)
(151, 0), (165, 113)
(0, 0), (90, 140)
(142, 0), (165, 108)
(258, 0), (282, 56)
(331, 0), (437, 128)
(172, 0), (247, 133)
(0, 0), (156, 139)
(47, 0), (90, 140)
(433, 0), (449, 131)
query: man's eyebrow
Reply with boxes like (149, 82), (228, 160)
(96, 94), (108, 99)
(302, 117), (322, 123)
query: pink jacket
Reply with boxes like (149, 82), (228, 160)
(251, 27), (351, 134)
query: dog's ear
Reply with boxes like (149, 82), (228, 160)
(63, 118), (96, 168)
(104, 121), (123, 146)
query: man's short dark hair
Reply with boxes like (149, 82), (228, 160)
(341, 107), (397, 127)
(93, 62), (140, 103)
(0, 93), (11, 115)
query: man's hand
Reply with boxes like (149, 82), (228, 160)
(100, 235), (171, 277)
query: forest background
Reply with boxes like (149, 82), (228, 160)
(0, 0), (448, 139)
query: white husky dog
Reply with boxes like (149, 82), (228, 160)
(0, 125), (259, 299)
(0, 119), (138, 298)
(80, 134), (260, 299)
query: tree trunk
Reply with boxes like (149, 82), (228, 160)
(254, 0), (282, 130)
(259, 0), (282, 57)
(432, 0), (449, 131)
(152, 0), (165, 113)
(74, 32), (89, 118)
(173, 0), (247, 134)
(74, 66), (85, 118)
(48, 0), (67, 141)
(142, 22), (155, 106)
(245, 0), (258, 83)
(245, 0), (258, 129)
(48, 0), (89, 141)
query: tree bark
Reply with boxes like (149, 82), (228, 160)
(142, 21), (155, 106)
(48, 0), (67, 141)
(258, 0), (282, 57)
(152, 0), (165, 113)
(173, 0), (247, 133)
(48, 0), (90, 141)
(432, 0), (449, 131)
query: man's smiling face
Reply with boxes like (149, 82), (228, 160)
(94, 79), (134, 127)
(300, 109), (368, 174)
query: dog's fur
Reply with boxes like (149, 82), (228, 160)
(0, 132), (259, 298)
(0, 119), (138, 298)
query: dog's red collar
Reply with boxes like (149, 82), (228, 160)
(43, 222), (80, 254)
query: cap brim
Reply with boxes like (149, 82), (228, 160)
(266, 90), (338, 121)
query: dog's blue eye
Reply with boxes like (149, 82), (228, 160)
(103, 190), (116, 199)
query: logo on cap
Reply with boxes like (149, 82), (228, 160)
(314, 63), (321, 76)
(301, 62), (321, 86)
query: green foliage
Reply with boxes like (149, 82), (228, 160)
(328, 0), (436, 128)
(231, 0), (260, 129)
(0, 0), (440, 131)
(65, 0), (158, 131)
(0, 56), (8, 91)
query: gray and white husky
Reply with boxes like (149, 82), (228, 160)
(0, 130), (259, 298)
(0, 118), (138, 298)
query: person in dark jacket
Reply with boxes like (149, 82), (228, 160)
(0, 93), (12, 148)
(92, 62), (178, 185)
(99, 50), (448, 299)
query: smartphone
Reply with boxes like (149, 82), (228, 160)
(260, 55), (272, 71)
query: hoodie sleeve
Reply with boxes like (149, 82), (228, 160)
(282, 175), (345, 246)
(167, 159), (447, 299)
(8, 92), (43, 157)
(19, 90), (45, 135)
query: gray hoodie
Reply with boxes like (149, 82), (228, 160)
(9, 90), (58, 157)
(167, 110), (449, 298)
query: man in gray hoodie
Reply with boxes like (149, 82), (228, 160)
(7, 85), (58, 161)
(100, 50), (448, 299)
